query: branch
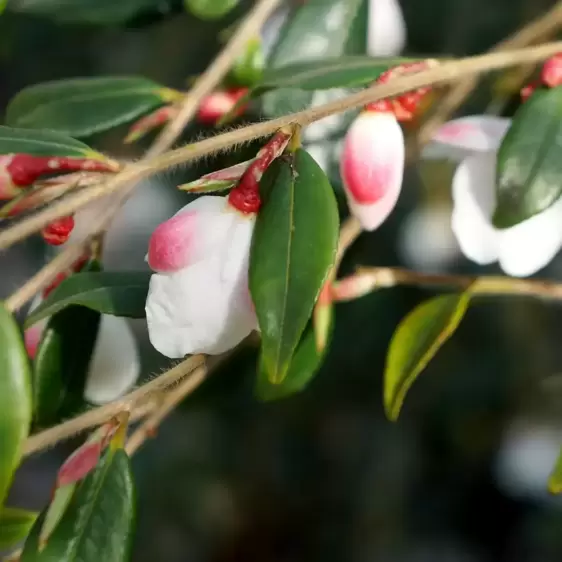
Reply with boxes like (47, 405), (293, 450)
(334, 267), (562, 301)
(2, 40), (562, 253)
(416, 0), (562, 146)
(23, 354), (205, 457)
(146, 0), (283, 157)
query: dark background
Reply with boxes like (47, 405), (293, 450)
(4, 0), (562, 561)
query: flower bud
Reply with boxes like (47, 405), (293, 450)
(124, 105), (178, 144)
(541, 53), (562, 88)
(197, 88), (249, 125)
(340, 110), (404, 231)
(42, 215), (75, 245)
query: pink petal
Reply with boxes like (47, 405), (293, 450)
(340, 111), (404, 231)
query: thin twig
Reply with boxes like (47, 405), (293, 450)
(2, 41), (562, 254)
(146, 0), (283, 157)
(415, 0), (562, 146)
(23, 354), (205, 457)
(334, 266), (562, 301)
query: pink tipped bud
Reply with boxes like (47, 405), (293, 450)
(42, 215), (75, 246)
(332, 274), (378, 302)
(197, 88), (248, 125)
(340, 111), (404, 231)
(541, 53), (562, 88)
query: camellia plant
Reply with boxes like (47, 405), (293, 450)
(3, 0), (562, 559)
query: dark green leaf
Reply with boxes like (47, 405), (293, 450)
(0, 303), (32, 506)
(256, 322), (332, 402)
(8, 0), (166, 25)
(230, 37), (264, 87)
(548, 447), (562, 494)
(6, 77), (174, 138)
(21, 449), (136, 562)
(262, 0), (366, 118)
(25, 272), (151, 328)
(0, 507), (37, 548)
(384, 293), (471, 421)
(184, 0), (239, 20)
(250, 149), (339, 383)
(494, 87), (562, 227)
(0, 127), (99, 158)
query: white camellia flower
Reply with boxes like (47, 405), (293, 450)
(367, 0), (406, 56)
(25, 296), (140, 405)
(424, 115), (562, 277)
(145, 196), (257, 358)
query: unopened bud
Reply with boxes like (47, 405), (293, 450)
(179, 158), (254, 192)
(124, 105), (178, 144)
(42, 215), (75, 246)
(340, 111), (404, 231)
(332, 274), (378, 302)
(197, 88), (249, 125)
(541, 53), (562, 88)
(313, 281), (333, 353)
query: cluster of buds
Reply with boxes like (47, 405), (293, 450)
(124, 88), (249, 143)
(521, 52), (562, 102)
(0, 154), (119, 245)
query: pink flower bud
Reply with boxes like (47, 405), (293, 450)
(541, 53), (562, 88)
(340, 110), (404, 231)
(197, 88), (249, 125)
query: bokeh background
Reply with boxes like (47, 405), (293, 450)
(4, 0), (562, 560)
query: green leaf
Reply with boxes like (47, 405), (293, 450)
(384, 293), (471, 421)
(262, 0), (367, 117)
(256, 322), (332, 402)
(33, 302), (101, 426)
(6, 77), (175, 138)
(250, 149), (339, 383)
(0, 507), (37, 548)
(184, 0), (239, 20)
(8, 0), (166, 25)
(0, 127), (99, 158)
(21, 449), (136, 562)
(230, 37), (264, 87)
(494, 87), (562, 227)
(0, 0), (8, 15)
(0, 303), (32, 506)
(548, 447), (562, 494)
(25, 271), (151, 328)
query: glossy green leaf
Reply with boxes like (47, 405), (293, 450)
(384, 293), (471, 421)
(33, 302), (101, 426)
(6, 77), (174, 138)
(256, 322), (332, 402)
(8, 0), (165, 25)
(0, 0), (8, 15)
(184, 0), (238, 20)
(262, 0), (366, 117)
(250, 149), (339, 384)
(25, 271), (151, 328)
(21, 448), (136, 562)
(0, 127), (99, 158)
(494, 87), (562, 227)
(548, 447), (562, 494)
(0, 303), (32, 507)
(0, 507), (37, 548)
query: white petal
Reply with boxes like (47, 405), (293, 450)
(146, 213), (257, 357)
(497, 197), (562, 277)
(367, 0), (406, 56)
(84, 315), (140, 404)
(451, 153), (500, 265)
(423, 116), (511, 162)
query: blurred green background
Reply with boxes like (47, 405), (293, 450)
(4, 0), (562, 561)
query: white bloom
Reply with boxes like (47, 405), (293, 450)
(367, 0), (406, 56)
(340, 110), (405, 231)
(145, 196), (257, 358)
(25, 296), (140, 405)
(424, 115), (562, 277)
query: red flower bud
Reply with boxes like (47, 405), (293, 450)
(197, 88), (249, 125)
(541, 53), (562, 88)
(124, 105), (179, 143)
(42, 215), (75, 246)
